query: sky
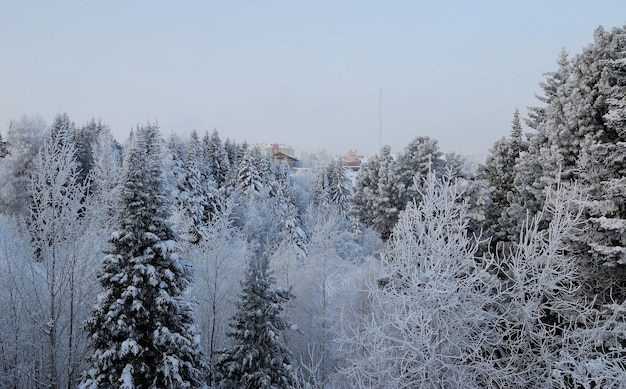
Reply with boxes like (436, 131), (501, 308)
(1, 1), (625, 157)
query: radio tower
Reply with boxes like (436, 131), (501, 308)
(379, 86), (383, 152)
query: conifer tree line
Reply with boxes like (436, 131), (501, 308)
(0, 24), (625, 388)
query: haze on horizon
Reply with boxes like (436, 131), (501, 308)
(1, 1), (625, 156)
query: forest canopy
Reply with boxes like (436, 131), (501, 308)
(1, 24), (626, 388)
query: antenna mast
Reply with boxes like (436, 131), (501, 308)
(379, 86), (382, 151)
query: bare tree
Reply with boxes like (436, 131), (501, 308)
(26, 114), (97, 388)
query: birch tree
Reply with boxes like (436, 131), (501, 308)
(27, 114), (95, 388)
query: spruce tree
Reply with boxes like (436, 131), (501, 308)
(353, 153), (380, 229)
(80, 124), (205, 389)
(216, 255), (300, 389)
(203, 129), (231, 190)
(512, 49), (573, 236)
(237, 149), (263, 197)
(571, 46), (626, 303)
(327, 159), (352, 218)
(312, 163), (331, 209)
(184, 130), (218, 241)
(510, 25), (626, 304)
(72, 118), (108, 185)
(478, 109), (528, 249)
(395, 136), (446, 207)
(372, 145), (402, 240)
(0, 131), (7, 159)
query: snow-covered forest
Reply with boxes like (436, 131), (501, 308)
(1, 25), (626, 388)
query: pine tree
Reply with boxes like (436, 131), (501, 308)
(312, 163), (331, 209)
(327, 159), (352, 218)
(80, 124), (205, 389)
(478, 109), (528, 249)
(89, 128), (123, 229)
(372, 145), (401, 240)
(511, 25), (626, 305)
(270, 162), (307, 258)
(511, 49), (574, 238)
(216, 255), (301, 389)
(525, 48), (571, 131)
(395, 136), (446, 207)
(204, 129), (231, 190)
(353, 153), (379, 229)
(72, 118), (107, 185)
(237, 149), (264, 197)
(183, 130), (218, 241)
(0, 131), (7, 159)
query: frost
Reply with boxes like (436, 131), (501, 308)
(120, 364), (134, 389)
(119, 339), (139, 357)
(590, 216), (626, 233)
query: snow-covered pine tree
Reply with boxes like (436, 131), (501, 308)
(283, 201), (307, 259)
(510, 29), (618, 246)
(204, 129), (231, 191)
(89, 128), (123, 229)
(573, 140), (626, 302)
(352, 153), (379, 230)
(312, 162), (331, 209)
(395, 136), (446, 207)
(511, 49), (573, 239)
(572, 44), (626, 299)
(237, 149), (264, 197)
(478, 109), (528, 249)
(372, 145), (401, 240)
(193, 131), (221, 223)
(225, 139), (246, 181)
(268, 161), (307, 259)
(327, 159), (352, 218)
(183, 130), (218, 242)
(215, 255), (301, 389)
(0, 131), (7, 159)
(71, 118), (107, 185)
(80, 124), (205, 389)
(525, 48), (572, 131)
(512, 25), (626, 305)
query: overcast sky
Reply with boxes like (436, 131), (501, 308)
(1, 1), (625, 156)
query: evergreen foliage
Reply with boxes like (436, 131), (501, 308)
(4, 22), (626, 389)
(478, 109), (528, 248)
(204, 130), (231, 190)
(216, 255), (300, 389)
(352, 153), (379, 229)
(503, 25), (626, 304)
(0, 132), (7, 159)
(72, 119), (109, 185)
(237, 149), (264, 197)
(395, 136), (446, 206)
(371, 145), (401, 240)
(80, 124), (205, 389)
(327, 159), (352, 218)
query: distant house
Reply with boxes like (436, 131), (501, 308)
(342, 149), (364, 171)
(343, 160), (361, 171)
(272, 151), (299, 168)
